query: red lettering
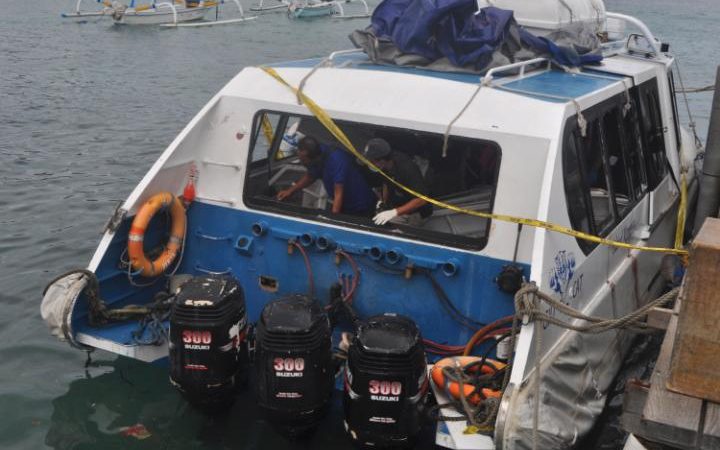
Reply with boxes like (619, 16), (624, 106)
(294, 358), (305, 372)
(391, 381), (402, 396)
(273, 358), (284, 371)
(369, 380), (380, 394)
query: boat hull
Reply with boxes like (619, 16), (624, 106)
(114, 5), (211, 25)
(289, 2), (335, 18)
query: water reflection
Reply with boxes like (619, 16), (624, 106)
(46, 356), (436, 450)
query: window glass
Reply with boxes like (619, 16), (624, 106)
(251, 112), (278, 163)
(562, 129), (594, 244)
(638, 81), (668, 189)
(576, 120), (615, 234)
(602, 108), (631, 216)
(668, 71), (682, 149)
(622, 95), (648, 201)
(244, 112), (502, 250)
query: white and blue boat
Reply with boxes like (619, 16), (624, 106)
(43, 0), (702, 448)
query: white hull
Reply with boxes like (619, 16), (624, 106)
(114, 5), (211, 25)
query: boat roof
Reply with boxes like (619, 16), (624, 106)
(269, 52), (620, 101)
(220, 50), (664, 141)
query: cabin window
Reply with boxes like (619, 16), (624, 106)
(668, 71), (682, 150)
(637, 80), (668, 189)
(563, 92), (649, 254)
(621, 94), (649, 202)
(602, 108), (633, 216)
(243, 111), (502, 250)
(577, 118), (616, 235)
(562, 130), (594, 253)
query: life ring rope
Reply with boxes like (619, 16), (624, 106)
(127, 192), (187, 277)
(430, 356), (505, 406)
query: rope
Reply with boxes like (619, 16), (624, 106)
(677, 84), (715, 94)
(44, 269), (177, 339)
(513, 282), (679, 334)
(673, 58), (704, 149)
(442, 81), (486, 158)
(297, 57), (330, 105)
(258, 66), (688, 256)
(505, 282), (678, 446)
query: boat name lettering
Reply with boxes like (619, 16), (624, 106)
(549, 250), (576, 295)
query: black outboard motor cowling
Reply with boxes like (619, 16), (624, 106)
(344, 314), (428, 448)
(255, 294), (333, 434)
(169, 276), (248, 410)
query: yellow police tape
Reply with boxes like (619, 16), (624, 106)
(674, 172), (687, 250)
(260, 66), (688, 257)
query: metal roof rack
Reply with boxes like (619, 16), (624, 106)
(481, 58), (551, 86)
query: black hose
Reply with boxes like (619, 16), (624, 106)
(419, 268), (486, 330)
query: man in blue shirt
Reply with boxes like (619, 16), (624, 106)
(276, 136), (377, 216)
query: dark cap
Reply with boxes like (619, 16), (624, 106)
(363, 138), (392, 160)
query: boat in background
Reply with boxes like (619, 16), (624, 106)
(287, 0), (370, 19)
(111, 0), (214, 25)
(61, 0), (118, 20)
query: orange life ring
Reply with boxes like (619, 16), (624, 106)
(430, 356), (505, 405)
(128, 192), (186, 277)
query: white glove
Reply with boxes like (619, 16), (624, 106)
(373, 209), (398, 225)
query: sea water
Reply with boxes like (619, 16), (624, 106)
(1, 0), (718, 448)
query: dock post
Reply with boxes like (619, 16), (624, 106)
(692, 66), (720, 233)
(667, 217), (720, 402)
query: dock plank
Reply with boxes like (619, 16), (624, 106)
(702, 402), (720, 450)
(668, 219), (720, 402)
(642, 295), (704, 447)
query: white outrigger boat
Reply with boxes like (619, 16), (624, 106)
(43, 0), (703, 448)
(287, 0), (370, 19)
(63, 0), (256, 27)
(61, 0), (118, 20)
(111, 0), (215, 25)
(250, 0), (370, 19)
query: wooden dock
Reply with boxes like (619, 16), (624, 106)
(622, 220), (720, 449)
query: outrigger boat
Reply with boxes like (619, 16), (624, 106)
(63, 0), (256, 27)
(111, 0), (215, 25)
(250, 0), (370, 19)
(43, 0), (703, 448)
(288, 0), (371, 19)
(61, 0), (118, 20)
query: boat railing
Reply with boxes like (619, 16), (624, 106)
(332, 0), (370, 19)
(605, 12), (663, 55)
(155, 1), (178, 22)
(482, 57), (550, 86)
(327, 48), (364, 64)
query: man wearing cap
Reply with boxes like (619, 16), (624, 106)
(276, 136), (376, 216)
(363, 138), (433, 226)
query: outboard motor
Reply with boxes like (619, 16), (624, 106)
(169, 276), (248, 410)
(255, 294), (333, 435)
(344, 314), (428, 448)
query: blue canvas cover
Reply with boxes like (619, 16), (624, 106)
(349, 0), (602, 73)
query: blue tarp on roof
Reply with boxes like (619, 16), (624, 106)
(350, 0), (602, 73)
